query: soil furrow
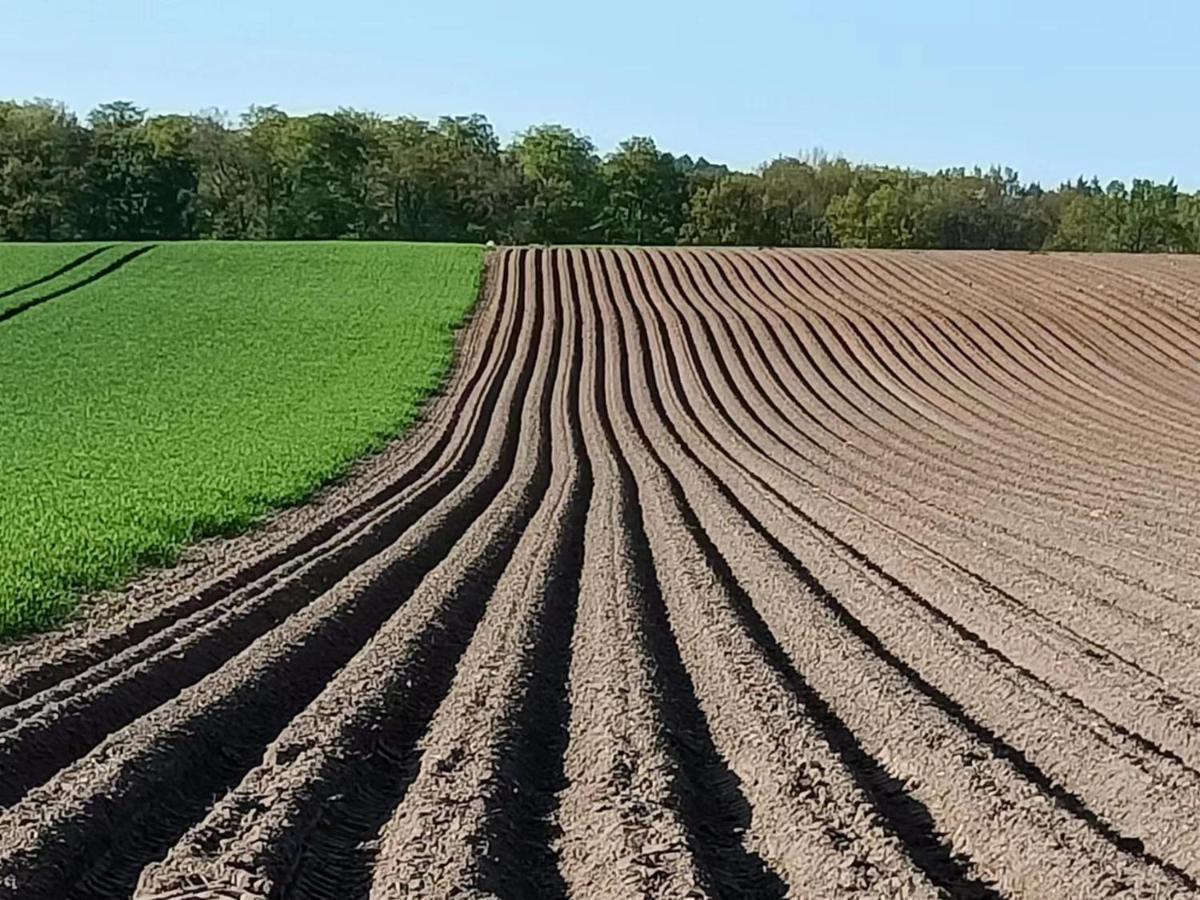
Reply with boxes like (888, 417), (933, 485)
(704, 249), (1200, 599)
(594, 248), (942, 898)
(365, 247), (584, 898)
(135, 248), (561, 900)
(638, 248), (1200, 717)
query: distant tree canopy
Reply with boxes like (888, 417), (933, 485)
(2, 98), (1197, 251)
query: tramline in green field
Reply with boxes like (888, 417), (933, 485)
(0, 241), (484, 638)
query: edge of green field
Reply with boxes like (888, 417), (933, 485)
(0, 241), (486, 640)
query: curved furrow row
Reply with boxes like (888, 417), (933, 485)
(709, 250), (1200, 624)
(699, 249), (1200, 607)
(967, 252), (1200, 398)
(834, 249), (1200, 482)
(833, 251), (1200, 565)
(621, 248), (1200, 878)
(773, 250), (1200, 499)
(902, 250), (1200, 430)
(684, 249), (1200, 619)
(747, 249), (1198, 543)
(629, 248), (1200, 764)
(1081, 255), (1200, 329)
(634, 249), (1200, 735)
(637, 249), (1200, 695)
(0, 246), (1197, 899)
(588, 249), (943, 898)
(608, 247), (1197, 895)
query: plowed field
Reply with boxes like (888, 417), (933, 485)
(2, 247), (1199, 899)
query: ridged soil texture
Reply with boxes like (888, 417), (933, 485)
(2, 247), (1200, 899)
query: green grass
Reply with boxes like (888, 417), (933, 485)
(0, 241), (484, 639)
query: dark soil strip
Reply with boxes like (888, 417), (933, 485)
(0, 245), (155, 324)
(611, 251), (1003, 900)
(284, 250), (559, 900)
(470, 248), (584, 900)
(580, 249), (788, 900)
(283, 501), (545, 900)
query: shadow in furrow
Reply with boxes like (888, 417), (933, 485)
(618, 251), (1196, 893)
(284, 499), (545, 900)
(656, 254), (1200, 777)
(675, 493), (1001, 900)
(473, 487), (585, 900)
(606, 252), (1002, 900)
(286, 248), (566, 900)
(577, 250), (787, 900)
(619, 463), (787, 900)
(675, 263), (1200, 861)
(713, 471), (1200, 892)
(0, 245), (155, 324)
(474, 248), (582, 900)
(44, 253), (547, 899)
(0, 245), (113, 300)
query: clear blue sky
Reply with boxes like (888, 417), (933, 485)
(5, 0), (1197, 188)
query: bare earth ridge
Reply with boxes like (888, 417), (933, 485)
(2, 247), (1200, 899)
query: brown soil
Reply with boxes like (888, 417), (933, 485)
(2, 247), (1199, 899)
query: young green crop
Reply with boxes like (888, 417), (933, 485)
(0, 241), (484, 638)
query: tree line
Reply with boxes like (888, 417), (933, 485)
(3, 98), (1198, 251)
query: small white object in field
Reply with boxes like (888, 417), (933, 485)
(485, 240), (497, 248)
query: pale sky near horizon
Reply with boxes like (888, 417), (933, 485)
(4, 1), (1197, 189)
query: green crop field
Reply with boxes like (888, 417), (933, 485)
(0, 241), (484, 639)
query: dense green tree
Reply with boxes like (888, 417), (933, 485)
(599, 137), (687, 244)
(759, 156), (853, 246)
(682, 173), (766, 245)
(1121, 179), (1181, 252)
(189, 111), (254, 238)
(1177, 194), (1200, 253)
(0, 99), (88, 240)
(84, 102), (199, 239)
(1051, 192), (1117, 251)
(240, 105), (296, 238)
(508, 125), (602, 243)
(436, 115), (521, 242)
(284, 110), (374, 239)
(828, 169), (920, 248)
(365, 116), (443, 240)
